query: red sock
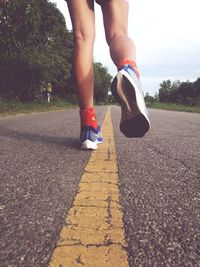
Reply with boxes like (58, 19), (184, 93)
(79, 108), (98, 129)
(117, 58), (140, 77)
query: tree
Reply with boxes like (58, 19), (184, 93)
(0, 0), (113, 103)
(145, 92), (155, 104)
(176, 79), (200, 105)
(0, 0), (73, 101)
(158, 78), (200, 106)
(158, 80), (180, 103)
(93, 62), (112, 103)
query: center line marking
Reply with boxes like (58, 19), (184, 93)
(49, 107), (129, 267)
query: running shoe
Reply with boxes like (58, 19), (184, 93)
(80, 125), (103, 150)
(111, 64), (150, 137)
(96, 126), (103, 144)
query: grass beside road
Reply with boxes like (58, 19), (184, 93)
(147, 102), (200, 113)
(0, 98), (76, 116)
(1, 98), (200, 116)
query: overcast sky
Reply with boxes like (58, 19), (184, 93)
(50, 0), (200, 96)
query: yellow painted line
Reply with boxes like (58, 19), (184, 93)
(49, 107), (129, 267)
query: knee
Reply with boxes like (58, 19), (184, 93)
(73, 30), (95, 47)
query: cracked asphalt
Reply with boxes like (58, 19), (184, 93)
(0, 106), (200, 266)
(112, 106), (200, 267)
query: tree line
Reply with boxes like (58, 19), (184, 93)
(159, 79), (200, 106)
(145, 78), (200, 106)
(0, 0), (112, 103)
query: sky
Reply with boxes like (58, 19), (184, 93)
(50, 0), (200, 96)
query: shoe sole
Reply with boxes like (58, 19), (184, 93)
(111, 71), (150, 138)
(81, 139), (97, 150)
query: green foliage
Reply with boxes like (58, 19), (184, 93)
(0, 0), (73, 101)
(0, 0), (113, 104)
(145, 92), (155, 104)
(93, 62), (112, 103)
(146, 102), (200, 113)
(0, 96), (75, 115)
(0, 57), (45, 101)
(158, 78), (200, 106)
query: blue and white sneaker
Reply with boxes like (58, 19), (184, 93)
(111, 64), (150, 137)
(80, 125), (103, 150)
(96, 125), (103, 144)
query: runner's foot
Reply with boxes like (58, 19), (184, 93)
(111, 64), (150, 137)
(80, 125), (103, 150)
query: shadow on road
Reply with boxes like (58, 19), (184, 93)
(0, 127), (80, 150)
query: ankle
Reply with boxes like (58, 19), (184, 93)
(117, 58), (140, 77)
(79, 108), (98, 129)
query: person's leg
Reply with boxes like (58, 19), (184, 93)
(67, 0), (102, 149)
(67, 0), (95, 111)
(100, 0), (139, 75)
(101, 0), (150, 137)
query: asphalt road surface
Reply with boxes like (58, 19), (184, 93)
(0, 106), (200, 267)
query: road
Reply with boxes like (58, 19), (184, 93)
(0, 106), (200, 266)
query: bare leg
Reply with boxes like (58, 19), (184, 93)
(101, 0), (149, 138)
(101, 0), (136, 68)
(67, 0), (95, 109)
